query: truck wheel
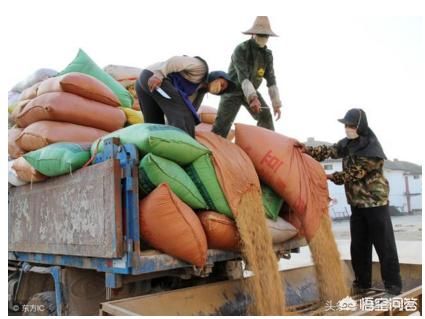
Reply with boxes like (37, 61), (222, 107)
(23, 291), (56, 316)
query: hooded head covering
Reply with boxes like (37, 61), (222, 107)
(207, 70), (236, 94)
(336, 108), (386, 159)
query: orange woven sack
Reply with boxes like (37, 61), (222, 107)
(16, 92), (126, 132)
(139, 183), (208, 267)
(195, 123), (235, 141)
(19, 82), (42, 101)
(197, 105), (218, 124)
(195, 131), (260, 215)
(12, 157), (47, 183)
(37, 72), (120, 107)
(16, 120), (108, 152)
(198, 211), (240, 251)
(235, 124), (329, 241)
(8, 127), (25, 159)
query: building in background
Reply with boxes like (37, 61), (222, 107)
(305, 138), (422, 219)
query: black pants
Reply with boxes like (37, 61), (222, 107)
(350, 205), (402, 293)
(135, 70), (196, 137)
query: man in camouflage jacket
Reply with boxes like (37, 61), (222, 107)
(299, 108), (402, 296)
(212, 16), (282, 138)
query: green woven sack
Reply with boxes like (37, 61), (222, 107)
(139, 153), (207, 209)
(91, 124), (209, 165)
(23, 143), (90, 177)
(185, 154), (233, 218)
(261, 183), (283, 221)
(59, 49), (133, 107)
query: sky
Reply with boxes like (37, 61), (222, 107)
(2, 0), (424, 164)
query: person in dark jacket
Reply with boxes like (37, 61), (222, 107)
(297, 108), (402, 296)
(212, 16), (283, 138)
(135, 55), (235, 137)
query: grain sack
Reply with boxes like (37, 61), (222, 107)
(16, 121), (108, 152)
(8, 91), (21, 107)
(235, 124), (349, 303)
(197, 105), (217, 124)
(126, 83), (141, 110)
(19, 82), (42, 101)
(261, 183), (283, 221)
(24, 143), (91, 177)
(11, 68), (58, 93)
(12, 157), (47, 183)
(139, 183), (208, 267)
(120, 107), (144, 125)
(195, 123), (235, 141)
(37, 72), (121, 107)
(198, 211), (240, 251)
(185, 154), (232, 217)
(92, 124), (209, 165)
(266, 217), (298, 244)
(8, 127), (25, 159)
(60, 49), (133, 107)
(16, 92), (126, 131)
(103, 64), (142, 87)
(195, 131), (286, 315)
(8, 160), (28, 186)
(139, 153), (207, 209)
(10, 100), (31, 124)
(235, 124), (329, 241)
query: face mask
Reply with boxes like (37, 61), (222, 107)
(208, 80), (222, 94)
(345, 127), (359, 139)
(254, 35), (268, 48)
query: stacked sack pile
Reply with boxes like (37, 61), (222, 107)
(90, 122), (298, 267)
(103, 64), (145, 125)
(104, 64), (142, 111)
(7, 49), (299, 269)
(8, 49), (138, 186)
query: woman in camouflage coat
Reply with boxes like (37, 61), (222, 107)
(298, 108), (402, 296)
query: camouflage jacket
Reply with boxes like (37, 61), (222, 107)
(306, 144), (389, 208)
(228, 38), (277, 91)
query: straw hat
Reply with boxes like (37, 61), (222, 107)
(242, 16), (278, 37)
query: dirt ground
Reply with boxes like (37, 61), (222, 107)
(280, 212), (422, 270)
(331, 213), (422, 241)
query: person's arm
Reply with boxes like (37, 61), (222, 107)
(231, 46), (256, 101)
(330, 156), (382, 185)
(264, 51), (282, 120)
(305, 144), (341, 162)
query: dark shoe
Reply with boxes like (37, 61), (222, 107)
(351, 286), (370, 295)
(385, 285), (401, 296)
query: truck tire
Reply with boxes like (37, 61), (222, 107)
(23, 291), (56, 316)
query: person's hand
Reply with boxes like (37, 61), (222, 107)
(249, 96), (261, 113)
(294, 141), (307, 153)
(148, 75), (162, 92)
(326, 174), (334, 181)
(273, 105), (282, 121)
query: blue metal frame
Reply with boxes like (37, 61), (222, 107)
(9, 138), (246, 298)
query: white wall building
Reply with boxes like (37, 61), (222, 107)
(305, 138), (422, 219)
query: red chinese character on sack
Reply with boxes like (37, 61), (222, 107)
(260, 150), (284, 172)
